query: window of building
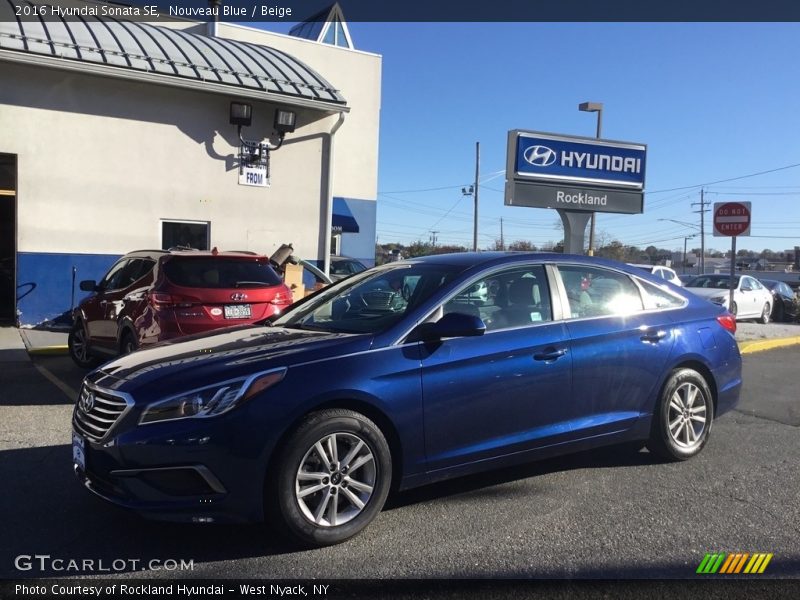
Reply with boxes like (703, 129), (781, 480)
(162, 220), (209, 251)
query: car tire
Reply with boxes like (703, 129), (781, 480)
(267, 408), (392, 547)
(730, 301), (738, 318)
(120, 330), (138, 355)
(773, 301), (784, 323)
(647, 368), (714, 461)
(68, 320), (99, 369)
(759, 303), (771, 325)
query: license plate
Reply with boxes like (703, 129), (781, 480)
(72, 432), (86, 471)
(224, 304), (252, 319)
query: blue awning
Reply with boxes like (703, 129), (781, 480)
(332, 198), (359, 233)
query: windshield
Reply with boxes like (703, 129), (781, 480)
(686, 275), (740, 289)
(273, 263), (463, 334)
(163, 257), (282, 288)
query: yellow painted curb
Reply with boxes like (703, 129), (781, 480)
(27, 345), (69, 356)
(739, 336), (800, 355)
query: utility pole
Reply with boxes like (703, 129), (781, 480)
(500, 218), (505, 251)
(429, 230), (439, 247)
(473, 142), (480, 252)
(691, 189), (709, 274)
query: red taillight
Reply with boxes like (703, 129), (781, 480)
(149, 292), (194, 310)
(717, 313), (737, 334)
(270, 286), (293, 306)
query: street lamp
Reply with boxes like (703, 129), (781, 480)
(578, 102), (603, 256)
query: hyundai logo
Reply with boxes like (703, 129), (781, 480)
(230, 293), (248, 301)
(523, 145), (558, 167)
(79, 390), (95, 413)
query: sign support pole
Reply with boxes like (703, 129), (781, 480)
(729, 235), (737, 311)
(558, 210), (592, 255)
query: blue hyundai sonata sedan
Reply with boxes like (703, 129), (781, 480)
(72, 253), (742, 546)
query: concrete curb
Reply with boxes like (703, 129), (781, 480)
(27, 345), (69, 356)
(739, 336), (800, 355)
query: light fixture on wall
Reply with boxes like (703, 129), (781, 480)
(229, 102), (297, 175)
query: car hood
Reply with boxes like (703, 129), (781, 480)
(87, 325), (372, 396)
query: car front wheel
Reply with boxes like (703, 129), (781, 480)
(647, 368), (714, 461)
(268, 409), (392, 547)
(68, 321), (99, 369)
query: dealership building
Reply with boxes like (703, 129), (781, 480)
(0, 1), (381, 327)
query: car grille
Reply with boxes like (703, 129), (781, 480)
(73, 384), (131, 442)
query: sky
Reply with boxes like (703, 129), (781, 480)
(261, 20), (800, 254)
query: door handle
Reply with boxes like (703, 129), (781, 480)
(640, 330), (668, 343)
(533, 348), (568, 362)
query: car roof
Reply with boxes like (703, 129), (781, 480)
(402, 251), (638, 271)
(123, 249), (267, 260)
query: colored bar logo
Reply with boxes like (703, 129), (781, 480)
(696, 552), (773, 574)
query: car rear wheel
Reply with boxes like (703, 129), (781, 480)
(730, 301), (738, 318)
(647, 368), (714, 461)
(68, 321), (99, 369)
(267, 408), (392, 547)
(759, 303), (771, 325)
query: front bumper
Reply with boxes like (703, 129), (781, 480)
(71, 413), (268, 524)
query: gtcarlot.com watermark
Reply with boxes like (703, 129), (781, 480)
(14, 554), (194, 573)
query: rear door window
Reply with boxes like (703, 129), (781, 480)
(164, 258), (282, 289)
(558, 265), (644, 318)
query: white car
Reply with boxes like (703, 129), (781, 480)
(628, 263), (683, 286)
(684, 274), (772, 322)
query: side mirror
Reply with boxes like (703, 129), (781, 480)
(79, 279), (97, 292)
(415, 311), (486, 341)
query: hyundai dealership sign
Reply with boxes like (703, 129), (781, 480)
(505, 130), (647, 214)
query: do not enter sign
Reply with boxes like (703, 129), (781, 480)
(713, 202), (751, 237)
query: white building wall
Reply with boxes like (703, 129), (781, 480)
(0, 62), (342, 259)
(0, 22), (381, 325)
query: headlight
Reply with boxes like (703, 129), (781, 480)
(140, 368), (287, 424)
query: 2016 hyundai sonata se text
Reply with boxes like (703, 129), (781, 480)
(72, 253), (742, 546)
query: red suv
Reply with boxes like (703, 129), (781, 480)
(68, 249), (292, 368)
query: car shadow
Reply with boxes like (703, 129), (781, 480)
(387, 443), (661, 510)
(0, 444), (289, 578)
(0, 442), (666, 578)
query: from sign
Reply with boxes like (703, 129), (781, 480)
(713, 202), (751, 237)
(505, 130), (646, 215)
(239, 166), (269, 187)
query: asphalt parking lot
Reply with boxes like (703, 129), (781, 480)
(0, 345), (798, 581)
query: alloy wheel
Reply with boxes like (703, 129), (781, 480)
(72, 328), (90, 362)
(667, 382), (708, 449)
(295, 432), (376, 527)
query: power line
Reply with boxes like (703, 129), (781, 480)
(646, 161), (800, 195)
